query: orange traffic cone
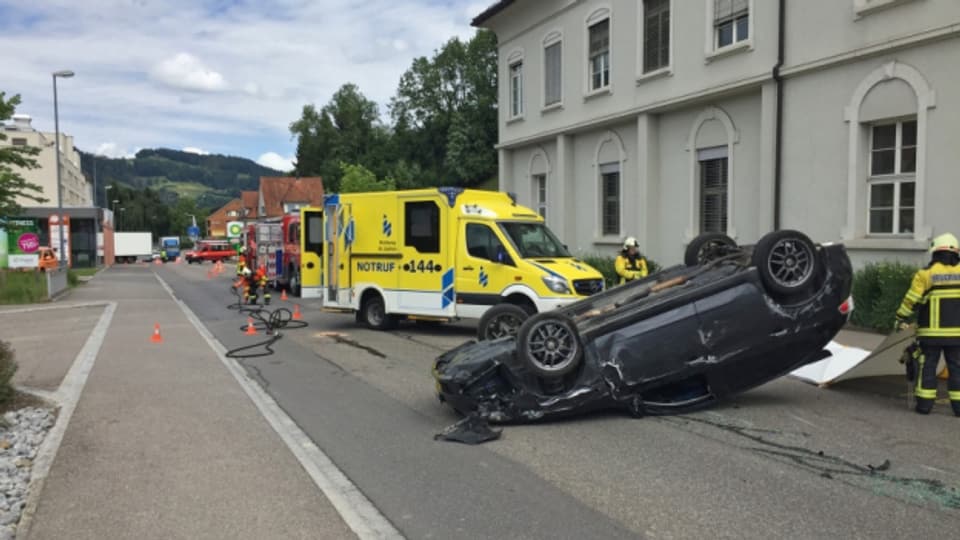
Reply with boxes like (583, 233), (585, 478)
(245, 317), (258, 335)
(281, 289), (288, 301)
(150, 323), (163, 343)
(292, 304), (302, 320)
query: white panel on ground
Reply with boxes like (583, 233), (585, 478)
(791, 328), (927, 387)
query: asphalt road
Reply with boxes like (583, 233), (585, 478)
(157, 262), (960, 539)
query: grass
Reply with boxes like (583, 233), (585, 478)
(70, 267), (100, 277)
(0, 270), (48, 304)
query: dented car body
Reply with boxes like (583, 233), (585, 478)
(433, 231), (854, 422)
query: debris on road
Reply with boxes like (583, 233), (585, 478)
(434, 414), (502, 445)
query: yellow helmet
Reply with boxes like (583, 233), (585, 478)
(930, 233), (959, 254)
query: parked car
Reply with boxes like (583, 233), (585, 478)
(186, 243), (235, 264)
(433, 230), (854, 422)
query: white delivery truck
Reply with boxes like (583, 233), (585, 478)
(114, 232), (153, 264)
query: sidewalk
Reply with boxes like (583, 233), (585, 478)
(15, 267), (356, 540)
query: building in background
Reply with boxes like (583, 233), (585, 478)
(206, 198), (244, 238)
(2, 114), (92, 207)
(474, 0), (960, 267)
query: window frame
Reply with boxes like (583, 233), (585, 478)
(599, 163), (621, 237)
(585, 7), (612, 96)
(532, 173), (547, 220)
(505, 49), (525, 122)
(465, 222), (506, 262)
(866, 119), (917, 236)
(404, 200), (441, 254)
(639, 0), (672, 78)
(542, 31), (563, 111)
(698, 153), (729, 235)
(704, 0), (754, 60)
(509, 61), (524, 119)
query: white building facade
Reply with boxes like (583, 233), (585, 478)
(475, 0), (960, 267)
(2, 114), (91, 208)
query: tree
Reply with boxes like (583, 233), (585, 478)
(290, 84), (388, 193)
(339, 162), (395, 193)
(390, 30), (498, 187)
(0, 92), (48, 217)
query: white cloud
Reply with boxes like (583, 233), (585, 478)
(94, 142), (135, 159)
(257, 152), (294, 172)
(182, 146), (209, 155)
(151, 52), (228, 92)
(0, 1), (478, 164)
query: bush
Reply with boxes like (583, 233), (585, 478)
(850, 261), (918, 333)
(0, 270), (48, 304)
(0, 340), (18, 405)
(579, 252), (662, 289)
(67, 269), (80, 287)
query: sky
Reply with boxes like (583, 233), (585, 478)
(0, 0), (490, 171)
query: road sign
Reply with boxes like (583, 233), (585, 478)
(187, 225), (200, 240)
(227, 221), (243, 238)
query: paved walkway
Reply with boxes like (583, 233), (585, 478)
(15, 267), (356, 540)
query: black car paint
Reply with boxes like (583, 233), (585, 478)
(433, 243), (852, 422)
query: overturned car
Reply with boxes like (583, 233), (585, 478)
(433, 230), (854, 422)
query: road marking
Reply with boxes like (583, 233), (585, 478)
(154, 274), (402, 540)
(18, 301), (116, 540)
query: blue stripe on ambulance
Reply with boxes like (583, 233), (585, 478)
(441, 268), (455, 308)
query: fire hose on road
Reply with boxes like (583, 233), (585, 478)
(225, 285), (308, 359)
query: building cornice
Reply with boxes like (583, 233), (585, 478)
(781, 22), (960, 78)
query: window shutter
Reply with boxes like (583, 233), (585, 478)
(589, 19), (609, 55)
(700, 158), (729, 234)
(715, 0), (748, 22)
(544, 42), (562, 105)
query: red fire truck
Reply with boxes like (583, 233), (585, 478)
(242, 213), (302, 295)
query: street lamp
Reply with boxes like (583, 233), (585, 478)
(104, 184), (112, 209)
(119, 207), (126, 231)
(53, 69), (75, 268)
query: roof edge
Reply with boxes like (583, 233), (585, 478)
(471, 0), (515, 27)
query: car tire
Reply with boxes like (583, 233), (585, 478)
(290, 267), (301, 297)
(752, 230), (820, 299)
(517, 312), (583, 379)
(684, 233), (738, 267)
(477, 304), (529, 341)
(362, 294), (396, 330)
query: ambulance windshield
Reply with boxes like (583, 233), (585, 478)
(499, 222), (571, 259)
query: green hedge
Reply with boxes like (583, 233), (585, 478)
(0, 270), (48, 304)
(850, 261), (918, 333)
(579, 253), (662, 289)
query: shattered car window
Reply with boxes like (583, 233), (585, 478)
(499, 222), (570, 259)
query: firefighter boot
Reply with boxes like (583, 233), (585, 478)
(915, 397), (934, 415)
(952, 401), (960, 417)
(264, 292), (271, 305)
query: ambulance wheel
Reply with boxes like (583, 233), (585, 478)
(477, 304), (529, 341)
(362, 294), (396, 330)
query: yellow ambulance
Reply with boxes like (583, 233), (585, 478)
(299, 187), (605, 338)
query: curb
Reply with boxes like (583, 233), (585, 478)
(15, 302), (115, 540)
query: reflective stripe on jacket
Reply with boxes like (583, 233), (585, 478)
(897, 262), (960, 339)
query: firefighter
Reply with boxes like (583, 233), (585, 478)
(895, 232), (960, 416)
(236, 254), (247, 277)
(245, 265), (271, 305)
(615, 237), (649, 285)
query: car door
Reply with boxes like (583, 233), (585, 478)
(456, 221), (514, 313)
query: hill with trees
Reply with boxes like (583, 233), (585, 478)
(79, 148), (283, 211)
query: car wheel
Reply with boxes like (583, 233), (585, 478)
(362, 294), (396, 330)
(477, 304), (529, 341)
(684, 233), (738, 267)
(517, 312), (583, 378)
(752, 230), (820, 299)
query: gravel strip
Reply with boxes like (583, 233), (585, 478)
(0, 408), (56, 540)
